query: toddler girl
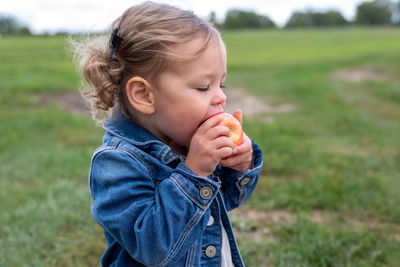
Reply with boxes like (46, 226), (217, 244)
(75, 2), (263, 266)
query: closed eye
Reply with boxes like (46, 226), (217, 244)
(196, 86), (209, 91)
(196, 84), (226, 91)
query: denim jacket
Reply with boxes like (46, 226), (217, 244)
(89, 113), (263, 267)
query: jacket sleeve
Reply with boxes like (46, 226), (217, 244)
(217, 140), (263, 212)
(89, 148), (220, 267)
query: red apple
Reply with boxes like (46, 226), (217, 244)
(217, 113), (243, 147)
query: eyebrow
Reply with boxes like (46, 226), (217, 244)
(197, 71), (227, 80)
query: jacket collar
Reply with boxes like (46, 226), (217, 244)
(103, 111), (183, 165)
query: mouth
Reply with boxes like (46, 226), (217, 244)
(198, 111), (224, 128)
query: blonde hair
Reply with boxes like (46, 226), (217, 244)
(73, 1), (219, 124)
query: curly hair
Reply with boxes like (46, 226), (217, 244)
(72, 1), (219, 124)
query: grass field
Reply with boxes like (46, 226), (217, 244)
(1, 27), (400, 266)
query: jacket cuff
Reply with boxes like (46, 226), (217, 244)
(170, 162), (221, 210)
(220, 140), (263, 191)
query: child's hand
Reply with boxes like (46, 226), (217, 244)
(220, 110), (253, 172)
(185, 113), (234, 177)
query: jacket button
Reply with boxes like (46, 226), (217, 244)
(200, 186), (212, 200)
(240, 177), (251, 186)
(207, 215), (214, 226)
(205, 245), (217, 258)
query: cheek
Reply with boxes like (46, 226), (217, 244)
(180, 100), (208, 119)
(177, 107), (206, 141)
(159, 107), (201, 143)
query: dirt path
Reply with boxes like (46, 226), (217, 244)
(225, 88), (295, 117)
(33, 88), (295, 119)
(333, 66), (400, 83)
(32, 92), (90, 115)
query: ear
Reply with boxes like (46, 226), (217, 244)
(125, 76), (155, 115)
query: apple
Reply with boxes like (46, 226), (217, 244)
(217, 113), (243, 147)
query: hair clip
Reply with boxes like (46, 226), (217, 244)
(109, 28), (124, 61)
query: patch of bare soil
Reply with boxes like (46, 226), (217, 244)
(32, 88), (294, 120)
(225, 88), (295, 118)
(229, 209), (292, 244)
(230, 209), (294, 225)
(31, 92), (90, 115)
(231, 209), (400, 243)
(333, 67), (398, 83)
(395, 233), (400, 242)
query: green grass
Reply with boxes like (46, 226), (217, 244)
(1, 28), (400, 266)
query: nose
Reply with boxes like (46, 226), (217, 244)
(211, 86), (227, 107)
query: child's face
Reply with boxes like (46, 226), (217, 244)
(151, 37), (227, 150)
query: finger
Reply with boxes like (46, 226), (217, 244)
(232, 133), (252, 154)
(197, 113), (225, 133)
(206, 125), (231, 140)
(216, 146), (233, 159)
(220, 151), (251, 166)
(212, 136), (234, 149)
(233, 109), (243, 125)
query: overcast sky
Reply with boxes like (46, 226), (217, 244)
(1, 0), (365, 34)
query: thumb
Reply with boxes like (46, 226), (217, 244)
(233, 109), (243, 125)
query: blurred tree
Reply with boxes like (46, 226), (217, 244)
(223, 9), (276, 30)
(355, 0), (393, 25)
(393, 0), (400, 24)
(324, 10), (349, 26)
(285, 11), (313, 28)
(208, 11), (218, 26)
(0, 16), (19, 35)
(18, 27), (31, 35)
(285, 10), (348, 28)
(0, 14), (31, 35)
(208, 11), (223, 30)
